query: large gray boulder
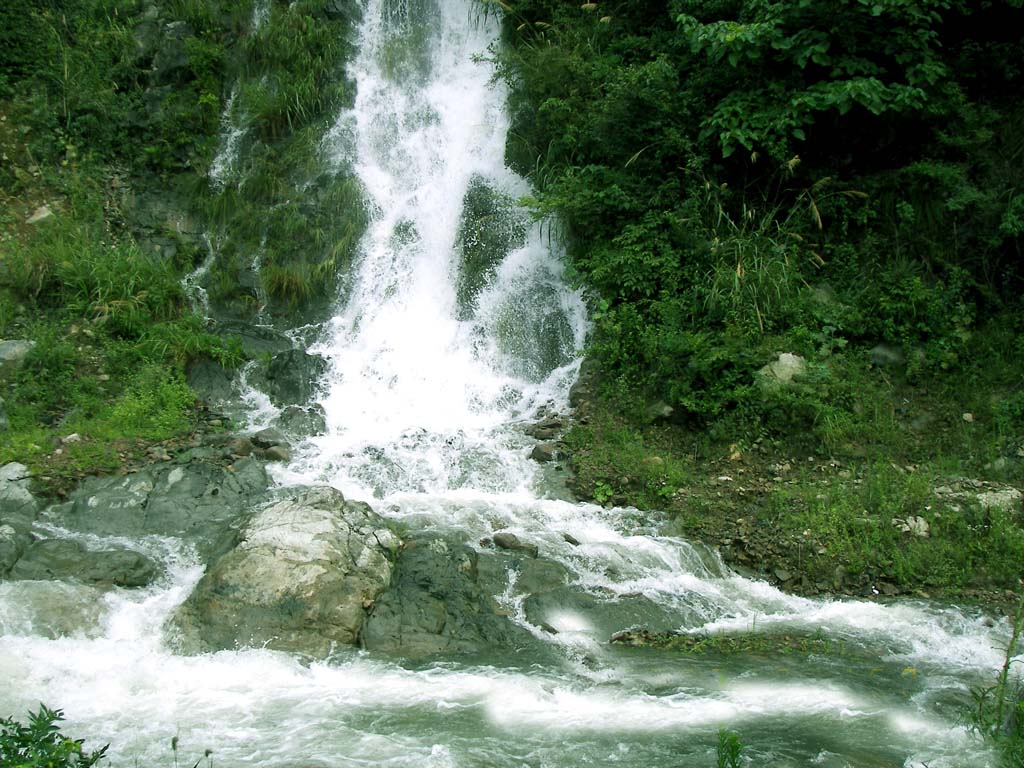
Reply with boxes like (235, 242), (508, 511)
(362, 533), (554, 658)
(9, 539), (158, 587)
(52, 457), (269, 563)
(177, 486), (400, 656)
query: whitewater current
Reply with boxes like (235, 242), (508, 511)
(0, 2), (1017, 766)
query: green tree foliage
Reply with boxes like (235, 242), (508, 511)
(496, 0), (1024, 421)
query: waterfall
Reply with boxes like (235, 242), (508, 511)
(274, 0), (587, 498)
(0, 2), (1015, 766)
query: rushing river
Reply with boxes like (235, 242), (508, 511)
(0, 1), (1016, 766)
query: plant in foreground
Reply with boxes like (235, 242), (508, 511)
(969, 592), (1024, 765)
(716, 728), (743, 768)
(0, 705), (107, 768)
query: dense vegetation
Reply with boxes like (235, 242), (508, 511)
(0, 0), (363, 483)
(491, 0), (1024, 615)
(495, 0), (1024, 446)
(1, 0), (237, 482)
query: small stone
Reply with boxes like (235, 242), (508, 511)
(228, 437), (254, 457)
(61, 433), (83, 445)
(529, 443), (560, 463)
(562, 533), (581, 547)
(262, 445), (292, 462)
(252, 427), (287, 448)
(962, 412), (974, 423)
(0, 340), (36, 379)
(492, 531), (539, 558)
(525, 416), (564, 440)
(892, 516), (930, 537)
(774, 568), (792, 582)
(758, 352), (807, 386)
(26, 204), (53, 224)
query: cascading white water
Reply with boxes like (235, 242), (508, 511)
(275, 0), (587, 498)
(0, 2), (1017, 766)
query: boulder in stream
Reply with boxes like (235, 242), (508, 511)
(9, 539), (159, 587)
(176, 486), (400, 657)
(362, 533), (547, 658)
(52, 456), (269, 563)
(0, 463), (40, 575)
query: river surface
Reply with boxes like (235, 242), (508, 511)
(0, 1), (1015, 766)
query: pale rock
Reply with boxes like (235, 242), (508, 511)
(0, 340), (35, 379)
(26, 204), (53, 224)
(177, 486), (400, 656)
(977, 488), (1022, 512)
(758, 353), (807, 386)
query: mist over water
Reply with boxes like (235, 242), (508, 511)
(0, 2), (1015, 766)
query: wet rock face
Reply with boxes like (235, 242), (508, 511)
(249, 349), (329, 408)
(0, 463), (39, 576)
(177, 486), (400, 657)
(50, 457), (269, 564)
(362, 533), (563, 659)
(9, 540), (159, 587)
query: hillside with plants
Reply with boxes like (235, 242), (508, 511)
(2, 1), (1024, 766)
(1, 0), (1023, 594)
(488, 0), (1024, 599)
(0, 0), (363, 488)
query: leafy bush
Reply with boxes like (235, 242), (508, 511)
(105, 364), (197, 441)
(0, 705), (107, 768)
(497, 0), (1024, 425)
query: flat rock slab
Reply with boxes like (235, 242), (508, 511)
(51, 457), (270, 563)
(10, 539), (159, 587)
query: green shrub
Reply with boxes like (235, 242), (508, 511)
(497, 0), (1024, 421)
(0, 705), (107, 768)
(103, 364), (196, 441)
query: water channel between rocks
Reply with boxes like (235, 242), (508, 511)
(0, 1), (1017, 766)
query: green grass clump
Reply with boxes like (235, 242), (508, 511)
(774, 463), (1024, 590)
(969, 595), (1024, 766)
(190, 0), (367, 317)
(563, 407), (695, 508)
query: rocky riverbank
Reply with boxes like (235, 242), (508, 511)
(536, 358), (1024, 613)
